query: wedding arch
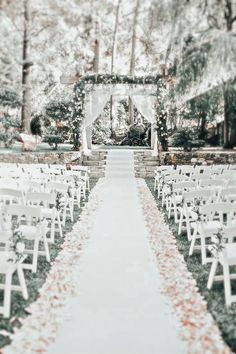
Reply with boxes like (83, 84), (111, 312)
(73, 74), (167, 155)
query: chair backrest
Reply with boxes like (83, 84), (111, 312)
(192, 173), (213, 181)
(199, 179), (225, 189)
(172, 181), (197, 194)
(218, 188), (236, 202)
(199, 202), (233, 223)
(4, 204), (42, 219)
(177, 166), (195, 176)
(46, 181), (69, 194)
(155, 165), (174, 174)
(227, 179), (236, 187)
(183, 189), (215, 206)
(164, 174), (189, 183)
(222, 225), (236, 243)
(0, 188), (24, 204)
(26, 191), (56, 207)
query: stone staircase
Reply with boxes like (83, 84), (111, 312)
(82, 150), (108, 177)
(134, 150), (159, 178)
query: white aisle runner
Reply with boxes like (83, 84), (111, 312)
(47, 150), (186, 354)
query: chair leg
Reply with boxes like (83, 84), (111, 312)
(42, 233), (50, 262)
(50, 218), (55, 243)
(207, 259), (218, 289)
(17, 265), (28, 300)
(57, 213), (63, 237)
(178, 212), (184, 235)
(32, 238), (40, 273)
(174, 203), (178, 223)
(62, 205), (66, 226)
(69, 201), (74, 222)
(223, 262), (232, 306)
(189, 229), (197, 256)
(168, 202), (172, 219)
(4, 272), (12, 318)
(200, 233), (207, 265)
(87, 179), (90, 192)
(186, 220), (192, 242)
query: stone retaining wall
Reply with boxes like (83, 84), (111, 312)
(161, 151), (236, 166)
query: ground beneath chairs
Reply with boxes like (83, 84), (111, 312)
(47, 150), (186, 354)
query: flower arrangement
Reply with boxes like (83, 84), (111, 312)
(8, 229), (25, 263)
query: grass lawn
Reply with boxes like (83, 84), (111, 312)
(0, 178), (98, 349)
(145, 178), (236, 353)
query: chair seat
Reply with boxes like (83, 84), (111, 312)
(224, 243), (236, 264)
(41, 208), (56, 218)
(18, 225), (39, 239)
(0, 252), (17, 273)
(191, 220), (222, 234)
(174, 195), (183, 204)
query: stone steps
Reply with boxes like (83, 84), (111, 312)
(82, 151), (107, 177)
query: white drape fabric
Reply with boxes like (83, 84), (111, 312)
(84, 85), (156, 128)
(82, 84), (158, 155)
(130, 95), (156, 124)
(85, 88), (111, 128)
(130, 95), (158, 156)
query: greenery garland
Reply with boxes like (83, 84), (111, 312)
(74, 73), (168, 150)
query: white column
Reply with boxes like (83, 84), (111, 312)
(151, 123), (155, 149)
(86, 126), (93, 149)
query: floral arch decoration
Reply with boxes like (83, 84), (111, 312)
(73, 74), (168, 153)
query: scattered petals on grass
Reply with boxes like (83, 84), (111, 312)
(137, 178), (232, 354)
(2, 179), (105, 354)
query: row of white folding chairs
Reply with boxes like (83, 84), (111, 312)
(0, 181), (75, 226)
(0, 166), (90, 197)
(161, 177), (235, 208)
(157, 172), (236, 201)
(155, 165), (236, 189)
(0, 163), (90, 190)
(161, 182), (236, 306)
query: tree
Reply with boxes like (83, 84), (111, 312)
(110, 0), (122, 137)
(43, 100), (79, 150)
(21, 0), (33, 133)
(128, 0), (140, 126)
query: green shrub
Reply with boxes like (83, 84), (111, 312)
(44, 100), (80, 150)
(170, 127), (205, 151)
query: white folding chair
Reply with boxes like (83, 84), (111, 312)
(166, 181), (197, 222)
(45, 182), (73, 226)
(71, 165), (90, 193)
(207, 226), (236, 306)
(4, 205), (50, 273)
(178, 189), (215, 240)
(25, 191), (63, 243)
(0, 251), (28, 317)
(189, 202), (233, 264)
(154, 165), (174, 192)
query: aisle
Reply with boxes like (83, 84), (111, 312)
(47, 150), (186, 354)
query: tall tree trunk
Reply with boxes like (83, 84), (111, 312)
(110, 0), (121, 138)
(93, 38), (100, 73)
(21, 0), (31, 133)
(199, 113), (207, 140)
(128, 0), (140, 125)
(93, 14), (100, 73)
(223, 85), (230, 148)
